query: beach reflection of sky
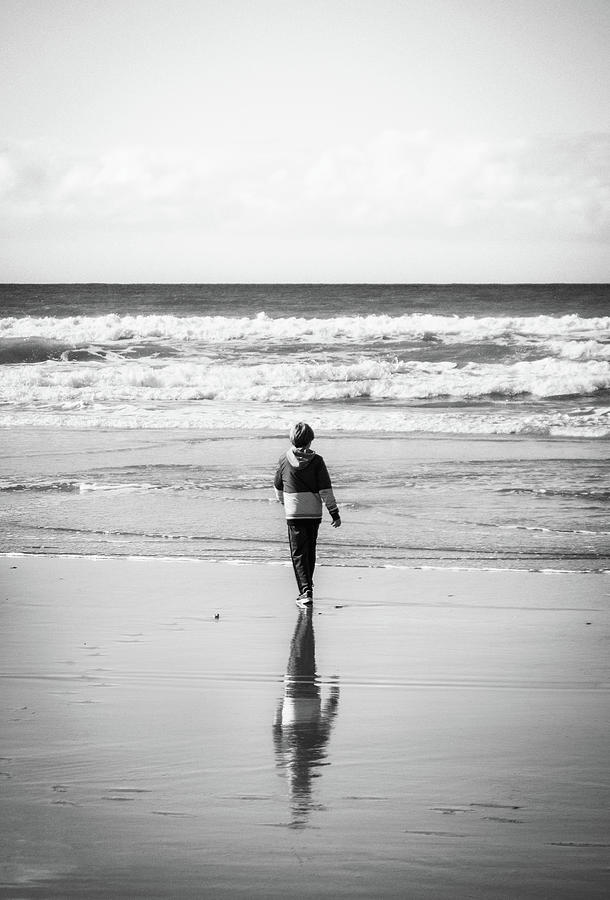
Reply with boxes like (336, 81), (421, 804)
(273, 610), (339, 829)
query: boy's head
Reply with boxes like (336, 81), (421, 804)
(290, 421), (314, 448)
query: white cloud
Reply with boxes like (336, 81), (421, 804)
(1, 132), (609, 243)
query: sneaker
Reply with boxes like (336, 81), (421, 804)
(296, 589), (313, 607)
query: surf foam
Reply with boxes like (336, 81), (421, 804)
(2, 311), (608, 345)
(1, 356), (608, 404)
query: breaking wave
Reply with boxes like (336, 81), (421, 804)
(1, 311), (608, 346)
(0, 336), (180, 364)
(2, 309), (608, 437)
(1, 356), (608, 404)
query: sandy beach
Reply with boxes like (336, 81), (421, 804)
(3, 0), (610, 895)
(1, 556), (608, 898)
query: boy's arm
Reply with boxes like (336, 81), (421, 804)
(317, 458), (341, 526)
(273, 460), (284, 505)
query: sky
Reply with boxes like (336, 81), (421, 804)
(1, 0), (609, 282)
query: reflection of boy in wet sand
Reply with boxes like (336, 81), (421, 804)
(273, 609), (340, 829)
(274, 422), (341, 607)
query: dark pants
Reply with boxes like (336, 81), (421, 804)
(287, 520), (320, 594)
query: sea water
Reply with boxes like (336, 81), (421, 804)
(1, 284), (608, 571)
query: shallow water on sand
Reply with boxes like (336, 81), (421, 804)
(1, 428), (608, 572)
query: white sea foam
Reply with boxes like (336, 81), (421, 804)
(1, 356), (608, 404)
(545, 339), (610, 361)
(1, 401), (608, 437)
(2, 311), (609, 437)
(78, 481), (160, 493)
(498, 524), (610, 536)
(1, 311), (608, 345)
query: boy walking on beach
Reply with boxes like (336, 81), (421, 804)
(274, 423), (341, 607)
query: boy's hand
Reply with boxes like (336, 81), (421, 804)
(332, 516), (341, 528)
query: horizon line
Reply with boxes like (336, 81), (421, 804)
(1, 281), (609, 288)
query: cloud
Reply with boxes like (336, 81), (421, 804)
(297, 132), (610, 240)
(1, 132), (609, 242)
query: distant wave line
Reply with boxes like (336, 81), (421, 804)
(1, 310), (608, 346)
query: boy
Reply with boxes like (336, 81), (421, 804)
(274, 422), (341, 607)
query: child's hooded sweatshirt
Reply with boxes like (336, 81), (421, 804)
(274, 447), (340, 523)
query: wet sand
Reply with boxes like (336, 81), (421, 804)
(1, 557), (608, 898)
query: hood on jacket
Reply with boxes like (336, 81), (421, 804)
(287, 447), (315, 469)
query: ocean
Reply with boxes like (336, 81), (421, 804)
(1, 283), (608, 572)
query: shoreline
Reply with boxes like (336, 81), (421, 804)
(3, 550), (609, 575)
